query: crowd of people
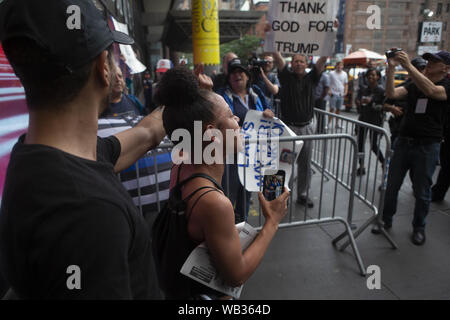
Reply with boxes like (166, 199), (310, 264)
(0, 0), (448, 300)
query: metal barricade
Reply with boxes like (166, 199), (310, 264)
(313, 109), (398, 250)
(236, 134), (366, 276)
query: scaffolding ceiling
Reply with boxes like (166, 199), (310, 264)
(141, 5), (264, 52)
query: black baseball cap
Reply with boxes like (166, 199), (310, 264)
(228, 58), (250, 76)
(0, 0), (134, 70)
(411, 57), (427, 70)
(422, 51), (450, 65)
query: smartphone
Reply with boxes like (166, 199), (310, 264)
(263, 170), (286, 201)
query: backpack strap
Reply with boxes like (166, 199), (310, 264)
(180, 173), (223, 191)
(183, 186), (219, 203)
(186, 187), (222, 221)
(175, 170), (223, 193)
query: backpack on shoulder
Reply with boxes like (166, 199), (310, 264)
(151, 168), (223, 299)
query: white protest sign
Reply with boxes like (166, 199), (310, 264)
(111, 17), (147, 74)
(264, 0), (339, 56)
(417, 46), (438, 56)
(238, 110), (303, 192)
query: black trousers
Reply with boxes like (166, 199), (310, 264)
(357, 127), (385, 167)
(315, 98), (327, 134)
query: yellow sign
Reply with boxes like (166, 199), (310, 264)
(192, 0), (220, 65)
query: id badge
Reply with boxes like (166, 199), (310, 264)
(415, 98), (428, 114)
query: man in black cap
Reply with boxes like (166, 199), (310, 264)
(373, 50), (449, 245)
(0, 0), (165, 299)
(384, 57), (428, 146)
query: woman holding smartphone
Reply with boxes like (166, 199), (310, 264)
(355, 68), (386, 176)
(152, 67), (290, 299)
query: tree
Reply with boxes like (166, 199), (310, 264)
(220, 35), (263, 62)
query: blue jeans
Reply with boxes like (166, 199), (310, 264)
(383, 138), (440, 231)
(222, 164), (251, 224)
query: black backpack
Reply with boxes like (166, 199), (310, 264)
(152, 166), (223, 299)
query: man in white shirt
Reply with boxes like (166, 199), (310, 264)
(328, 61), (348, 128)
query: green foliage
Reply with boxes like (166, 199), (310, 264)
(220, 35), (263, 61)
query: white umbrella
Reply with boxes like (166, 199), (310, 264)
(357, 49), (386, 60)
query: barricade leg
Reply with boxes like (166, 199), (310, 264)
(333, 214), (398, 251)
(272, 217), (366, 276)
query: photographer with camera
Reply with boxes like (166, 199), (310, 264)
(250, 54), (280, 111)
(372, 49), (450, 245)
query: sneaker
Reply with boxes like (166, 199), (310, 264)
(296, 195), (314, 208)
(356, 167), (366, 176)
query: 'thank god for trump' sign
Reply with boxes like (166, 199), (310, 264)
(264, 0), (339, 56)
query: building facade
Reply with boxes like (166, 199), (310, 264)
(343, 0), (449, 58)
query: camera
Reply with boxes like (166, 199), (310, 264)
(385, 48), (402, 59)
(249, 58), (269, 69)
(248, 55), (269, 77)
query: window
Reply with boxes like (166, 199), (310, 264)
(387, 16), (404, 25)
(437, 3), (442, 15)
(447, 3), (450, 12)
(374, 30), (383, 39)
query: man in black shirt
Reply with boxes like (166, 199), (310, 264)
(0, 0), (165, 299)
(431, 103), (450, 202)
(374, 50), (450, 245)
(273, 52), (327, 208)
(384, 57), (427, 146)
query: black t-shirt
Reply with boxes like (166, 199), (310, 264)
(399, 78), (450, 140)
(385, 79), (410, 112)
(356, 84), (385, 126)
(278, 65), (320, 124)
(0, 135), (153, 299)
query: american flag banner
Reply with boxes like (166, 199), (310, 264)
(0, 44), (28, 199)
(98, 112), (173, 214)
